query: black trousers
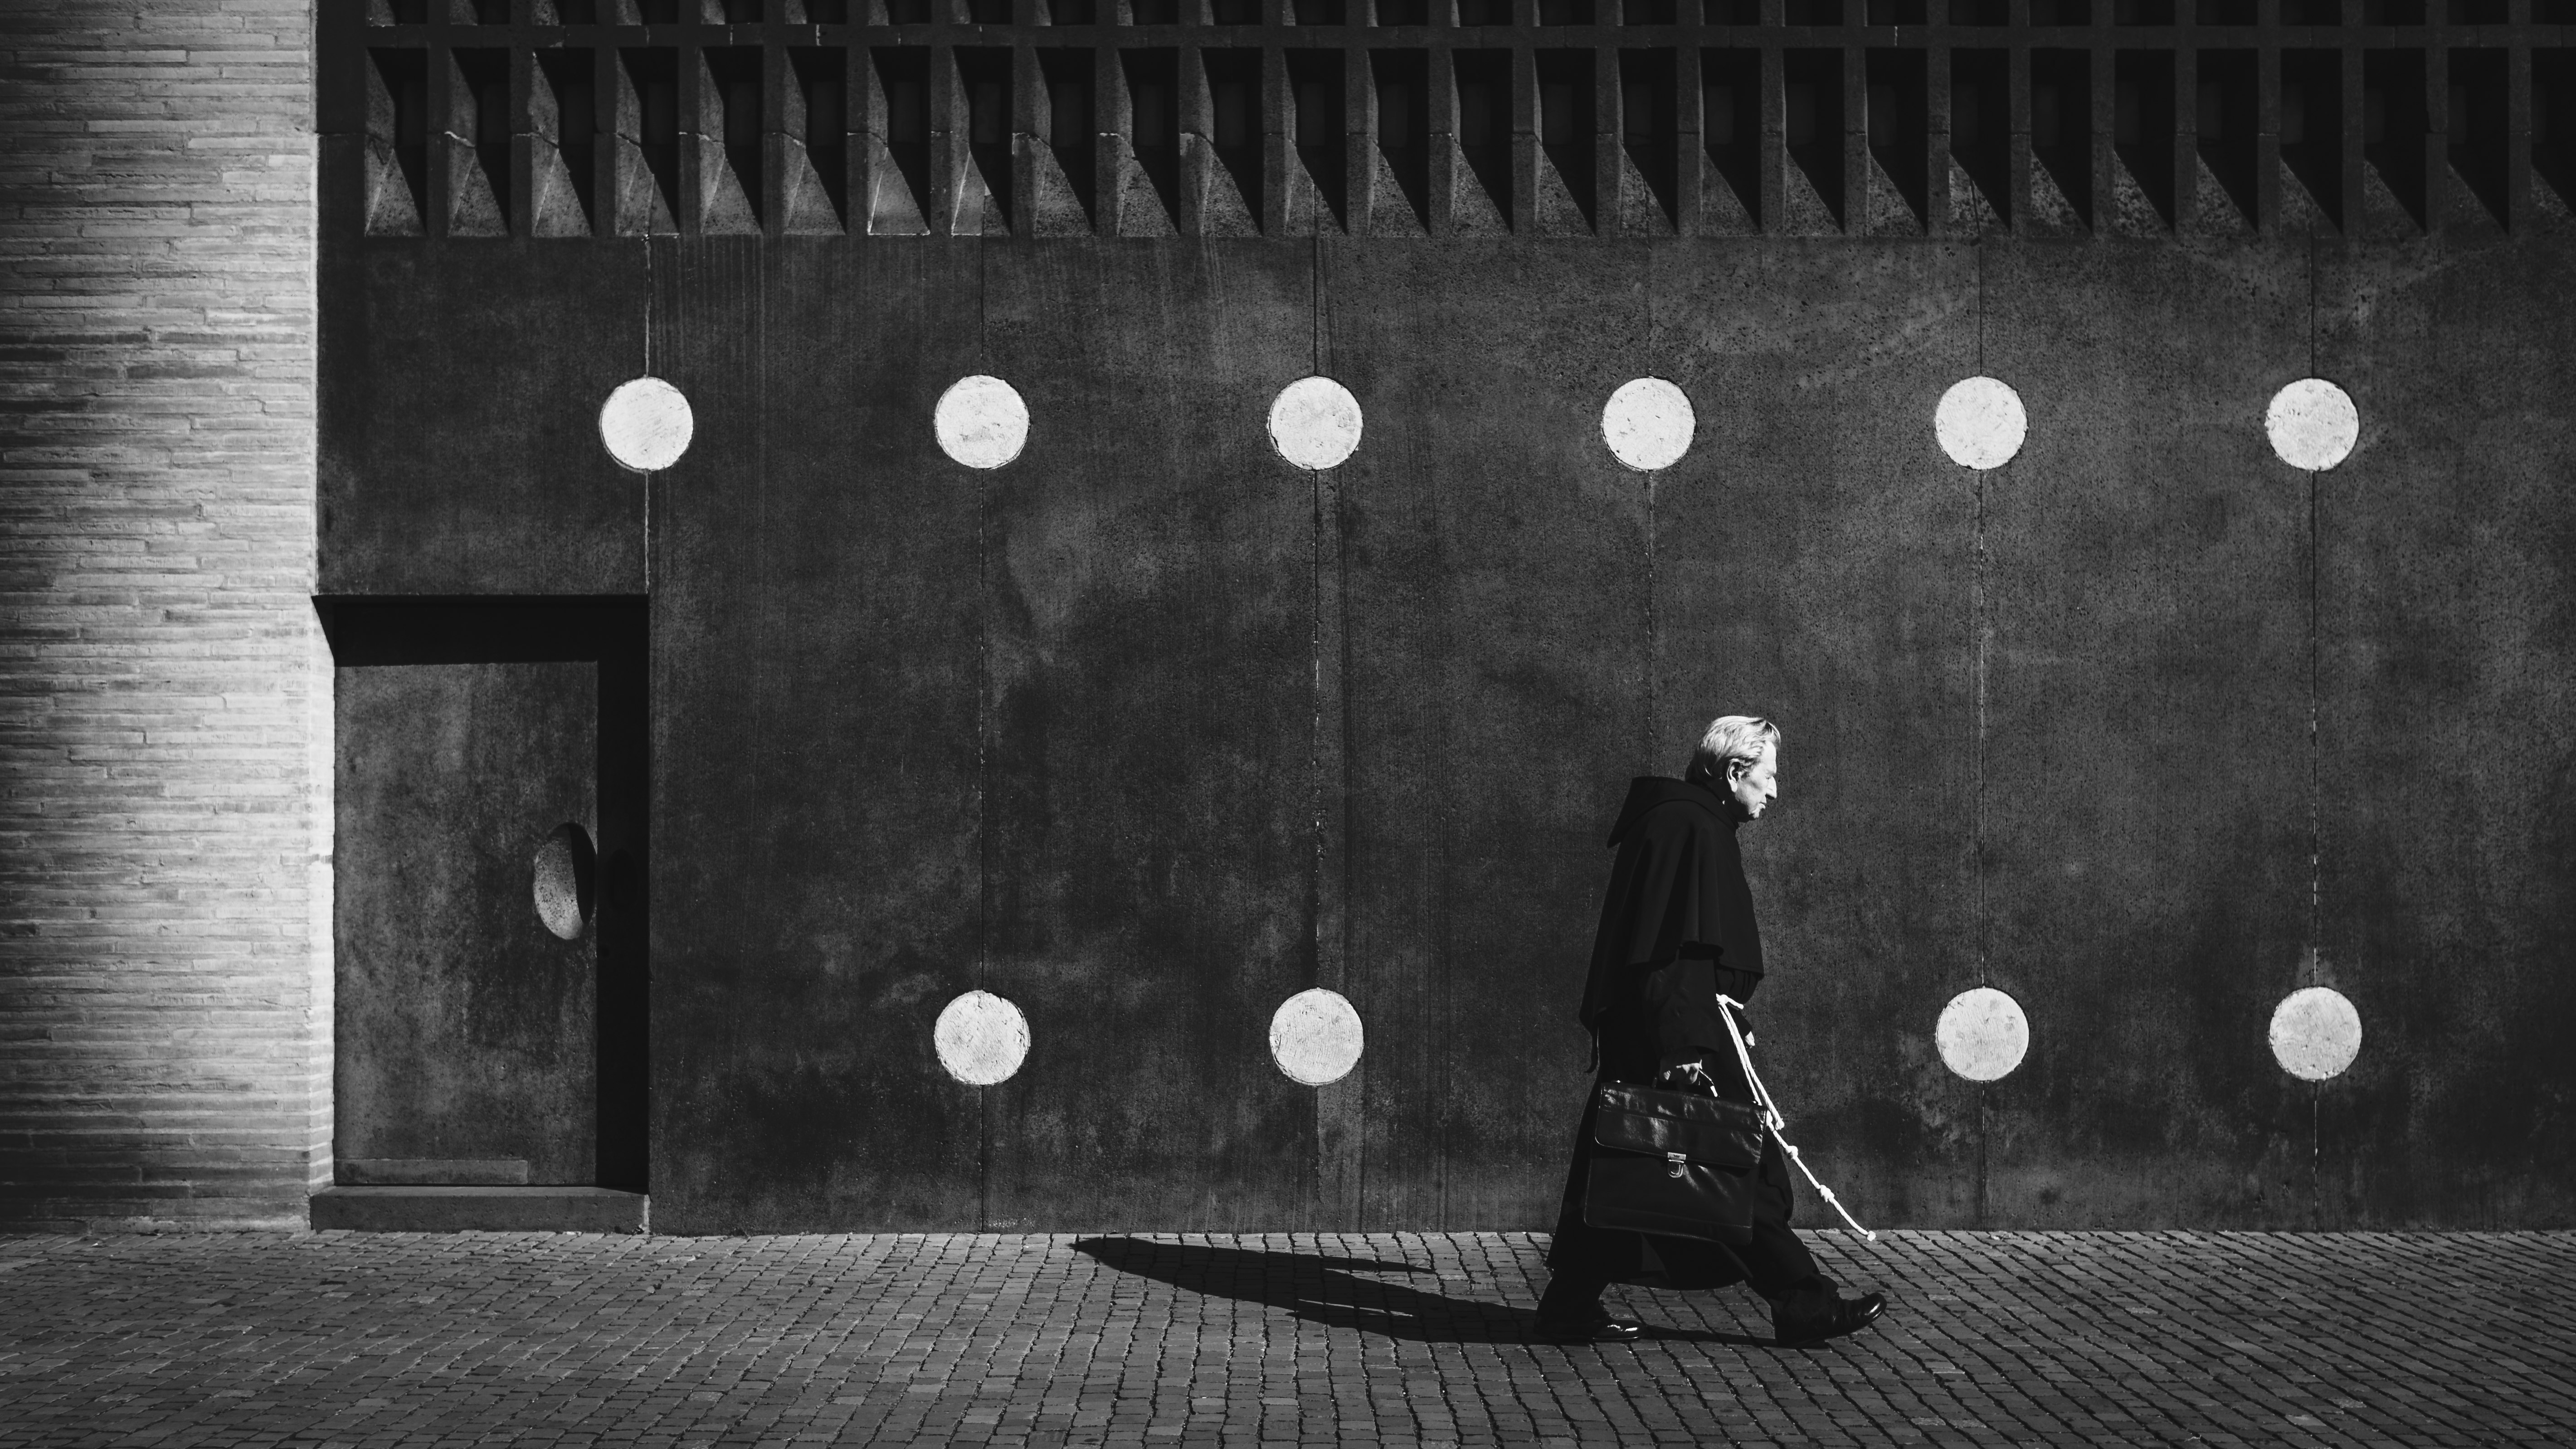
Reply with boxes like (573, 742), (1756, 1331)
(1541, 1124), (1836, 1331)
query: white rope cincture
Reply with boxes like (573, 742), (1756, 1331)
(1714, 994), (1877, 1243)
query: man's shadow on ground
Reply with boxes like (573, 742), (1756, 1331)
(1071, 1237), (1770, 1347)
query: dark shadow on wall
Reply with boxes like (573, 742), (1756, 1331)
(1071, 1237), (1766, 1347)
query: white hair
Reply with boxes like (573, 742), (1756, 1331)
(1685, 715), (1779, 788)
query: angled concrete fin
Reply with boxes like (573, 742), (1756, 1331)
(2106, 152), (2170, 238)
(531, 145), (590, 237)
(1450, 140), (1509, 234)
(1368, 146), (1427, 237)
(1698, 151), (1756, 235)
(699, 137), (760, 235)
(1025, 139), (1094, 237)
(1946, 156), (2005, 235)
(2184, 153), (2254, 237)
(1116, 149), (1179, 236)
(1532, 153), (1590, 235)
(865, 138), (930, 236)
(1617, 147), (1675, 237)
(1862, 152), (1922, 237)
(447, 145), (507, 236)
(1193, 138), (1260, 236)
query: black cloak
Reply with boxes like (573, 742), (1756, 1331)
(1577, 776), (1765, 1085)
(1550, 774), (1798, 1279)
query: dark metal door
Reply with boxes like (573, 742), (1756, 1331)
(335, 661), (599, 1185)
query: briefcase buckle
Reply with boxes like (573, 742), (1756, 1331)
(1665, 1152), (1687, 1179)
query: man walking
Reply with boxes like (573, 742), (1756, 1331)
(1536, 715), (1887, 1346)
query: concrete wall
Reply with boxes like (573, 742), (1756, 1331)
(8, 4), (2574, 1233)
(0, 1), (325, 1229)
(318, 228), (2576, 1233)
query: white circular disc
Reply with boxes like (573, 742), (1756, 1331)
(2269, 986), (2362, 1082)
(1601, 377), (1696, 472)
(934, 374), (1030, 470)
(1266, 376), (1363, 471)
(934, 989), (1029, 1086)
(1934, 375), (2027, 471)
(2265, 378), (2359, 472)
(599, 376), (694, 473)
(1268, 987), (1364, 1087)
(1935, 987), (2030, 1083)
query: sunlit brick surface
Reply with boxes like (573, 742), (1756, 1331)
(3, 1231), (2570, 1446)
(0, 1), (326, 1228)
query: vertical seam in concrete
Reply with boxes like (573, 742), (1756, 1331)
(1320, 235), (1360, 1228)
(750, 246), (779, 1218)
(1311, 459), (1327, 1230)
(1349, 486), (1370, 1235)
(2318, 491), (2339, 963)
(1307, 239), (1370, 1231)
(975, 237), (993, 1234)
(1971, 238), (1990, 1230)
(1974, 238), (1986, 373)
(1402, 235), (1450, 1231)
(1307, 235), (1327, 1228)
(1971, 242), (1989, 992)
(1441, 653), (1457, 1223)
(1646, 470), (1659, 771)
(644, 244), (656, 592)
(2305, 232), (2323, 970)
(2305, 230), (2324, 1225)
(1643, 251), (1659, 771)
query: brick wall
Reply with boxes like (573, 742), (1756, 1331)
(0, 1), (323, 1229)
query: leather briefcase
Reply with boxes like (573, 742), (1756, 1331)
(1581, 1082), (1766, 1244)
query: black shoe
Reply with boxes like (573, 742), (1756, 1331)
(1538, 1307), (1645, 1344)
(1775, 1291), (1885, 1347)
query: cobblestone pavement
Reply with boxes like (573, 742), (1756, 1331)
(0, 1230), (2569, 1447)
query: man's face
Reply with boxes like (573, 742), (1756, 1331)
(1726, 743), (1778, 822)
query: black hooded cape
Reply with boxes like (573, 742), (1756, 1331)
(1548, 776), (1794, 1279)
(1577, 775), (1765, 1085)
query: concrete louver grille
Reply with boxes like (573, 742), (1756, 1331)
(326, 5), (2565, 240)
